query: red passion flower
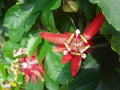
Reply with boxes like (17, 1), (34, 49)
(11, 48), (45, 84)
(40, 12), (105, 76)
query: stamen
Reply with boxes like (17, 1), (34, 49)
(67, 34), (74, 43)
(81, 53), (86, 59)
(13, 48), (27, 57)
(75, 29), (80, 37)
(64, 30), (90, 56)
(80, 35), (87, 43)
(71, 52), (81, 55)
(21, 62), (28, 69)
(64, 43), (70, 50)
(80, 45), (90, 53)
(63, 50), (69, 55)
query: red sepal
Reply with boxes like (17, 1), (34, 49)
(83, 12), (105, 40)
(40, 32), (70, 44)
(62, 53), (72, 64)
(71, 55), (81, 76)
(53, 45), (66, 52)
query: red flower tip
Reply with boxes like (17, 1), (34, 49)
(83, 12), (105, 40)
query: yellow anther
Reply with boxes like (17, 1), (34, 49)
(80, 45), (90, 53)
(67, 34), (74, 43)
(64, 43), (70, 50)
(71, 52), (81, 56)
(80, 35), (87, 43)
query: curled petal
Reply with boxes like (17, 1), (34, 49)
(62, 53), (72, 64)
(31, 74), (38, 84)
(53, 45), (66, 52)
(83, 12), (105, 40)
(40, 32), (71, 44)
(31, 70), (44, 82)
(25, 74), (30, 83)
(71, 55), (81, 76)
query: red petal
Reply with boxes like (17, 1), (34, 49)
(40, 32), (71, 44)
(31, 74), (38, 84)
(83, 12), (105, 40)
(71, 55), (81, 76)
(62, 53), (72, 64)
(31, 70), (44, 81)
(53, 45), (66, 52)
(25, 74), (30, 83)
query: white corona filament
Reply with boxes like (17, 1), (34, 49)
(81, 53), (86, 59)
(75, 29), (80, 37)
(63, 50), (69, 55)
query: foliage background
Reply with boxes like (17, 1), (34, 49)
(0, 0), (120, 90)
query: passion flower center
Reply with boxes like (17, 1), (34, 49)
(64, 34), (90, 55)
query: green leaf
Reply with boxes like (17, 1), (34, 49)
(96, 73), (120, 90)
(3, 4), (38, 41)
(45, 46), (72, 84)
(25, 78), (44, 90)
(44, 74), (59, 90)
(111, 36), (120, 55)
(54, 12), (75, 33)
(2, 40), (20, 57)
(92, 47), (119, 73)
(27, 34), (42, 56)
(38, 41), (50, 63)
(41, 9), (57, 32)
(82, 0), (95, 20)
(89, 0), (120, 31)
(0, 63), (6, 83)
(68, 70), (101, 90)
(3, 4), (34, 29)
(18, 0), (59, 11)
(100, 21), (120, 55)
(8, 28), (25, 42)
(51, 0), (61, 10)
(82, 54), (99, 69)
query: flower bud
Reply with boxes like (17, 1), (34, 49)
(62, 1), (78, 12)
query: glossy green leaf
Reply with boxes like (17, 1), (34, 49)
(18, 0), (59, 11)
(3, 4), (38, 41)
(89, 0), (120, 31)
(2, 40), (20, 57)
(27, 34), (42, 56)
(38, 41), (51, 63)
(68, 70), (101, 90)
(82, 54), (99, 69)
(100, 21), (120, 55)
(41, 9), (57, 32)
(44, 74), (59, 90)
(51, 0), (61, 10)
(25, 79), (44, 90)
(45, 46), (72, 84)
(3, 4), (34, 29)
(111, 36), (120, 55)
